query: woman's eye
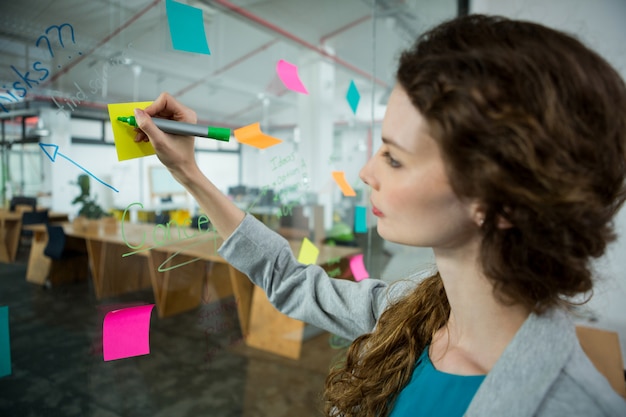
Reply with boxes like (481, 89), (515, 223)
(382, 151), (401, 168)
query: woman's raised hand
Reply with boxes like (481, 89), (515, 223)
(132, 92), (199, 182)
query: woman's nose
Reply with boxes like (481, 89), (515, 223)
(359, 157), (377, 189)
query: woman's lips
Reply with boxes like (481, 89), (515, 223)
(371, 205), (384, 217)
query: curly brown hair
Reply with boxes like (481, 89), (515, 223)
(324, 14), (626, 417)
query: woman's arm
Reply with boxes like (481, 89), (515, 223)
(219, 213), (394, 340)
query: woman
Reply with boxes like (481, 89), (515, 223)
(133, 14), (626, 416)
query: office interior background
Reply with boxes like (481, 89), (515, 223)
(0, 0), (625, 415)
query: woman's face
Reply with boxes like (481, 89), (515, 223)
(359, 85), (478, 250)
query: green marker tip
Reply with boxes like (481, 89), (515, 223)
(117, 115), (137, 126)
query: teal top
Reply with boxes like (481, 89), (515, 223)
(389, 347), (486, 417)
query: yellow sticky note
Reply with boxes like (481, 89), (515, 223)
(234, 122), (282, 149)
(297, 237), (319, 265)
(332, 171), (357, 197)
(108, 101), (155, 161)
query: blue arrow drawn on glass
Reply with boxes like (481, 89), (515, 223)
(39, 143), (119, 193)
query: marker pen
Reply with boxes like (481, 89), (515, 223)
(117, 116), (231, 142)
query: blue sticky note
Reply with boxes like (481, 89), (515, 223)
(166, 0), (211, 55)
(346, 80), (360, 114)
(0, 306), (11, 378)
(355, 205), (367, 233)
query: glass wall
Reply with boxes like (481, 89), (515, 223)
(0, 1), (458, 415)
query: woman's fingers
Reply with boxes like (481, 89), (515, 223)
(134, 93), (197, 144)
(133, 128), (149, 142)
(133, 108), (162, 142)
(144, 92), (197, 124)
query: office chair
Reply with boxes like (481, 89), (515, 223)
(191, 215), (211, 231)
(9, 196), (37, 212)
(43, 224), (89, 286)
(44, 224), (67, 260)
(155, 212), (170, 225)
(20, 208), (49, 237)
(21, 209), (49, 228)
(16, 209), (49, 260)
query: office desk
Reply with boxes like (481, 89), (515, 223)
(0, 210), (21, 263)
(0, 210), (69, 263)
(27, 220), (360, 359)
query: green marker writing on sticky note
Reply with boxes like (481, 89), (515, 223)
(117, 116), (231, 142)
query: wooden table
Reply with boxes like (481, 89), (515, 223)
(0, 209), (69, 263)
(26, 219), (360, 359)
(0, 210), (21, 263)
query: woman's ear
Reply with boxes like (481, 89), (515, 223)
(469, 202), (486, 228)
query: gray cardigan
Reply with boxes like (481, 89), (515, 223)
(218, 214), (626, 416)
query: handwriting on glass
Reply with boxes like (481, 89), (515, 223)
(198, 295), (246, 363)
(120, 202), (218, 272)
(1, 23), (77, 112)
(52, 43), (134, 116)
(270, 154), (310, 218)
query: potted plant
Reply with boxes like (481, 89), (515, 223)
(71, 174), (112, 232)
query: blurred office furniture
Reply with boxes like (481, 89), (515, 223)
(228, 185), (248, 201)
(229, 185), (277, 210)
(9, 195), (37, 212)
(0, 209), (68, 263)
(154, 212), (170, 225)
(20, 209), (48, 233)
(576, 326), (626, 398)
(16, 208), (48, 257)
(0, 209), (22, 262)
(42, 224), (89, 286)
(278, 204), (325, 246)
(191, 215), (211, 230)
(24, 223), (88, 286)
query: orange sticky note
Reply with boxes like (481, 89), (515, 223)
(234, 122), (282, 149)
(297, 237), (319, 265)
(332, 171), (357, 197)
(107, 101), (155, 161)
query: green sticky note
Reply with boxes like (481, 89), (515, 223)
(0, 306), (11, 378)
(297, 237), (319, 265)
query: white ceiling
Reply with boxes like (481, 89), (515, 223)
(0, 0), (458, 128)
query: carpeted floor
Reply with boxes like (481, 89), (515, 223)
(0, 262), (347, 417)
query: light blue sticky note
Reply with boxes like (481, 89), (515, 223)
(355, 205), (367, 233)
(0, 306), (11, 378)
(165, 0), (211, 55)
(346, 80), (360, 114)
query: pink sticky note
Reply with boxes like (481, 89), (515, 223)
(349, 254), (369, 282)
(276, 59), (308, 94)
(103, 304), (154, 361)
